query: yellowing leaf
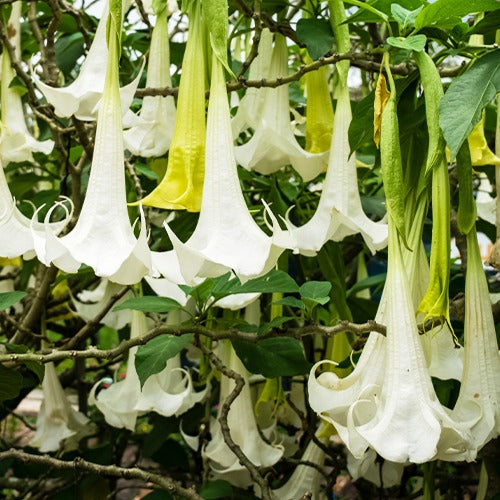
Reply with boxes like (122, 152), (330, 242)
(373, 73), (390, 148)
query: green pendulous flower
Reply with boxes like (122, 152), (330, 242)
(137, 0), (206, 211)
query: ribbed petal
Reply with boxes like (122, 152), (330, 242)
(274, 84), (387, 256)
(160, 54), (287, 282)
(123, 8), (175, 157)
(234, 34), (327, 182)
(32, 0), (142, 121)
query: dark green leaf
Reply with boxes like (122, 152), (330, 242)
(228, 269), (299, 295)
(349, 90), (375, 152)
(0, 363), (23, 404)
(439, 50), (500, 160)
(390, 4), (423, 31)
(468, 10), (500, 36)
(113, 296), (182, 313)
(296, 18), (335, 59)
(135, 334), (194, 388)
(232, 337), (312, 377)
(55, 33), (85, 75)
(134, 163), (159, 180)
(200, 480), (234, 499)
(347, 273), (387, 297)
(257, 316), (295, 335)
(387, 34), (427, 52)
(0, 291), (26, 310)
(299, 281), (332, 305)
(272, 296), (306, 309)
(415, 0), (500, 30)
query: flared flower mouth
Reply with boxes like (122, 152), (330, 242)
(30, 6), (152, 285)
(32, 0), (143, 121)
(155, 51), (288, 283)
(234, 32), (328, 182)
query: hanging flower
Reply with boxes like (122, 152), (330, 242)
(32, 0), (143, 121)
(270, 437), (326, 499)
(347, 448), (404, 488)
(89, 310), (205, 431)
(468, 114), (500, 166)
(438, 227), (500, 461)
(135, 0), (206, 211)
(235, 33), (328, 182)
(0, 166), (72, 259)
(123, 2), (176, 157)
(273, 81), (388, 257)
(72, 279), (134, 330)
(31, 5), (152, 285)
(203, 340), (283, 487)
(30, 362), (94, 453)
(0, 2), (54, 164)
(158, 52), (287, 283)
(231, 28), (273, 138)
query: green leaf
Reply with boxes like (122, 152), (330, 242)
(415, 0), (500, 30)
(8, 76), (28, 97)
(299, 281), (332, 305)
(257, 316), (295, 335)
(113, 296), (182, 313)
(0, 291), (26, 310)
(390, 4), (423, 31)
(228, 269), (299, 295)
(272, 296), (306, 310)
(134, 163), (159, 180)
(439, 50), (500, 160)
(349, 90), (375, 151)
(135, 334), (194, 388)
(387, 34), (427, 52)
(344, 0), (423, 24)
(199, 480), (234, 499)
(232, 337), (312, 377)
(0, 363), (23, 404)
(55, 33), (84, 75)
(296, 18), (335, 60)
(346, 273), (387, 297)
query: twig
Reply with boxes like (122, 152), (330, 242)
(0, 449), (202, 500)
(61, 286), (132, 350)
(198, 342), (273, 500)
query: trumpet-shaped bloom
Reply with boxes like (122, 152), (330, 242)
(438, 228), (500, 461)
(347, 449), (404, 488)
(304, 63), (334, 154)
(271, 438), (326, 499)
(0, 3), (54, 164)
(123, 7), (176, 157)
(234, 34), (327, 182)
(231, 29), (273, 137)
(72, 279), (134, 330)
(89, 310), (205, 430)
(309, 224), (471, 463)
(468, 115), (500, 166)
(158, 54), (286, 283)
(136, 0), (205, 211)
(31, 15), (152, 285)
(0, 164), (71, 259)
(204, 340), (283, 487)
(30, 362), (93, 452)
(32, 0), (142, 121)
(274, 82), (388, 256)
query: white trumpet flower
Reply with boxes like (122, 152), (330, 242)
(0, 164), (71, 259)
(160, 53), (286, 283)
(204, 340), (283, 487)
(271, 438), (326, 499)
(123, 6), (176, 157)
(439, 227), (500, 461)
(231, 28), (273, 137)
(89, 310), (205, 431)
(347, 448), (404, 488)
(234, 33), (327, 182)
(0, 3), (54, 164)
(31, 11), (152, 285)
(275, 82), (388, 256)
(30, 362), (93, 453)
(32, 0), (142, 121)
(72, 279), (134, 330)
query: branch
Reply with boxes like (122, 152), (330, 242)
(0, 449), (202, 500)
(0, 321), (384, 365)
(198, 342), (272, 500)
